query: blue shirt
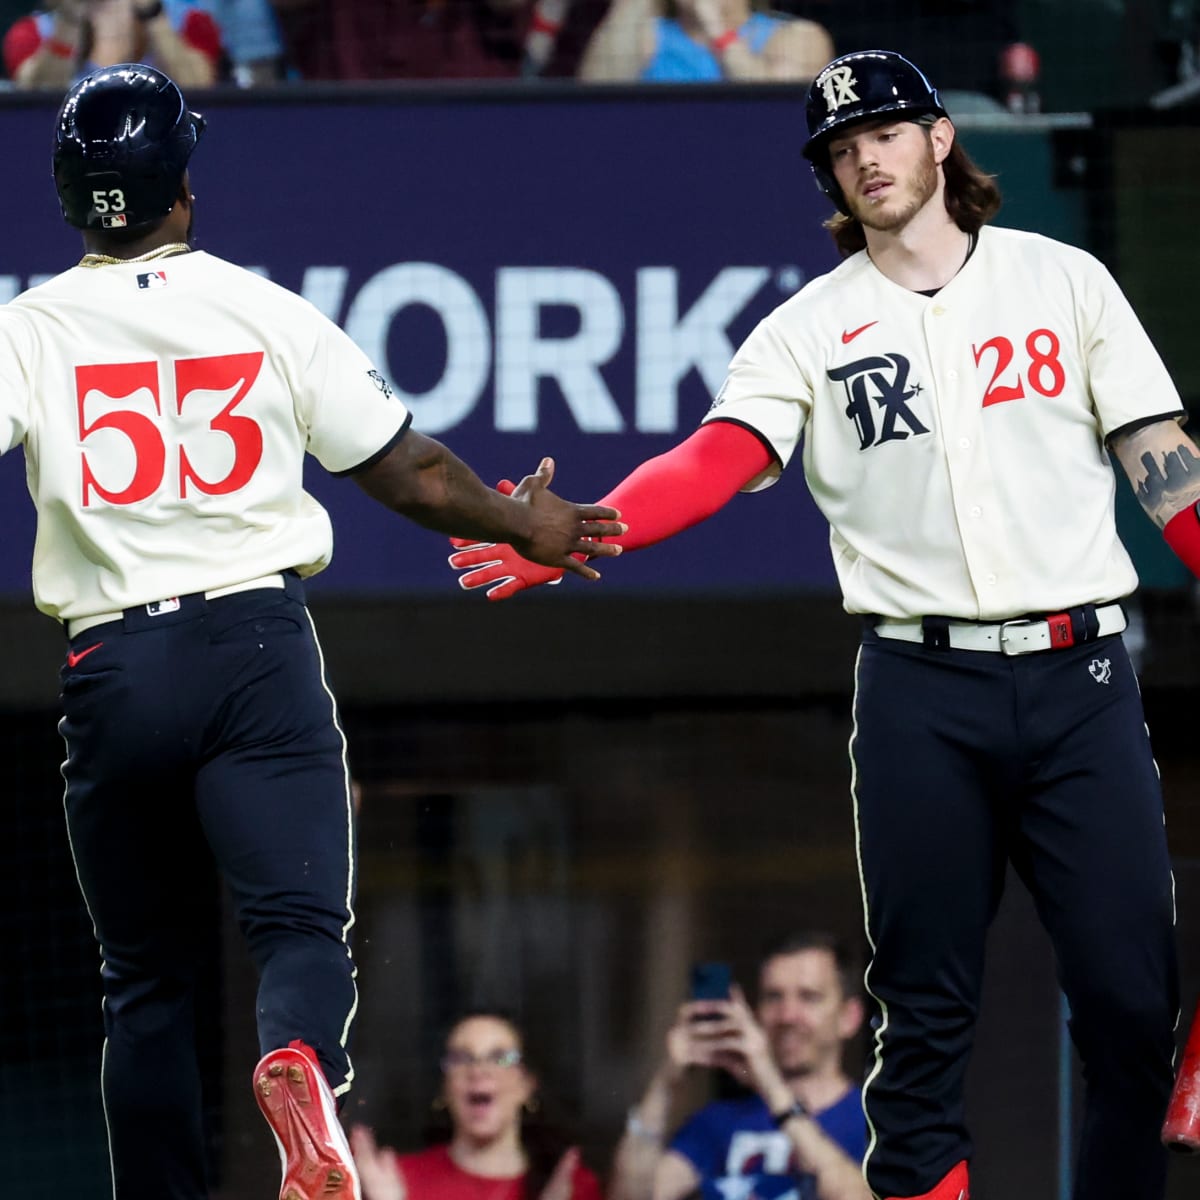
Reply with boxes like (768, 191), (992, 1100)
(642, 13), (781, 82)
(669, 1089), (866, 1200)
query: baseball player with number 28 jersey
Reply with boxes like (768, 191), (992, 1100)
(8, 64), (624, 1200)
(451, 51), (1200, 1200)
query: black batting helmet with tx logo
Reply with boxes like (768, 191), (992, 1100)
(801, 50), (948, 216)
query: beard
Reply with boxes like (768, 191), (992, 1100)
(848, 145), (939, 234)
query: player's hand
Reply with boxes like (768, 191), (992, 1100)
(449, 470), (624, 601)
(449, 540), (568, 601)
(506, 457), (624, 575)
(349, 1124), (407, 1200)
(449, 479), (567, 601)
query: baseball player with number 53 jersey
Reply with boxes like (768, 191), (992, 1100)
(450, 50), (1200, 1200)
(2, 63), (624, 1200)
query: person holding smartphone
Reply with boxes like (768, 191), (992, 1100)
(609, 932), (870, 1200)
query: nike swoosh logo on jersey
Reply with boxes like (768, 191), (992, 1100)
(66, 642), (104, 668)
(841, 321), (878, 344)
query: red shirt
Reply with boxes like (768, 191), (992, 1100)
(395, 1144), (603, 1200)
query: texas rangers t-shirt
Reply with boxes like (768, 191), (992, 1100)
(670, 1089), (866, 1200)
(0, 251), (410, 622)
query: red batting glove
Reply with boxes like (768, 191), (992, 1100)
(449, 542), (566, 600)
(448, 479), (566, 601)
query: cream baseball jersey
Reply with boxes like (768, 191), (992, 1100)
(702, 225), (1184, 620)
(0, 251), (411, 622)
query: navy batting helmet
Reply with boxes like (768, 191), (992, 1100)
(53, 63), (205, 233)
(801, 50), (947, 215)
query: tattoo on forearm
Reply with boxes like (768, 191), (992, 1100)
(1134, 443), (1200, 528)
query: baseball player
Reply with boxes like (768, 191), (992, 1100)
(3, 63), (624, 1200)
(450, 50), (1200, 1200)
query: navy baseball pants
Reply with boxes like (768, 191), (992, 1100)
(58, 577), (358, 1200)
(852, 624), (1177, 1200)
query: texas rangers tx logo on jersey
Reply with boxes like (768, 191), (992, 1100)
(818, 65), (859, 113)
(828, 353), (929, 450)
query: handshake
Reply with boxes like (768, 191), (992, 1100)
(448, 475), (621, 602)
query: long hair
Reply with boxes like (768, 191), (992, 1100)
(823, 131), (1002, 259)
(423, 1007), (579, 1200)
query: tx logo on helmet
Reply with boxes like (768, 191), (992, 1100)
(819, 66), (860, 113)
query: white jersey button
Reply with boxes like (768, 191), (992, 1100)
(958, 437), (971, 449)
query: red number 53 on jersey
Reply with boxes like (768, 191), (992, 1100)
(76, 352), (265, 507)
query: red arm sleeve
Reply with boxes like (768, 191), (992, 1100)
(1164, 503), (1200, 576)
(594, 419), (774, 551)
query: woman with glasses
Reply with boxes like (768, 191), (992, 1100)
(350, 1009), (603, 1200)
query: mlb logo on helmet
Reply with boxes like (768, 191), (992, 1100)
(101, 213), (128, 228)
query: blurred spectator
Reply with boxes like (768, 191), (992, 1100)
(608, 932), (869, 1200)
(350, 1008), (603, 1200)
(200, 0), (283, 83)
(781, 0), (1021, 109)
(577, 0), (831, 81)
(269, 0), (529, 80)
(4, 0), (221, 89)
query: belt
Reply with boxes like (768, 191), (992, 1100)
(871, 603), (1127, 656)
(65, 573), (288, 640)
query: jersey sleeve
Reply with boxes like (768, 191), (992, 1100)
(293, 308), (412, 474)
(1080, 255), (1184, 437)
(700, 314), (810, 493)
(0, 312), (34, 455)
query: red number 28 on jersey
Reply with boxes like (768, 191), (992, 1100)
(76, 352), (265, 508)
(972, 328), (1066, 408)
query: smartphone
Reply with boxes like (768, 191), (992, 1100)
(689, 961), (732, 1006)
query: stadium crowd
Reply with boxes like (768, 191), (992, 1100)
(0, 0), (1195, 109)
(5, 0), (1193, 102)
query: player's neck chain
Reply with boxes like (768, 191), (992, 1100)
(77, 242), (193, 269)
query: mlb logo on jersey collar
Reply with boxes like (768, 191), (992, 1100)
(138, 271), (169, 289)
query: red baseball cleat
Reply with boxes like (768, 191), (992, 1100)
(884, 1160), (969, 1200)
(253, 1039), (361, 1200)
